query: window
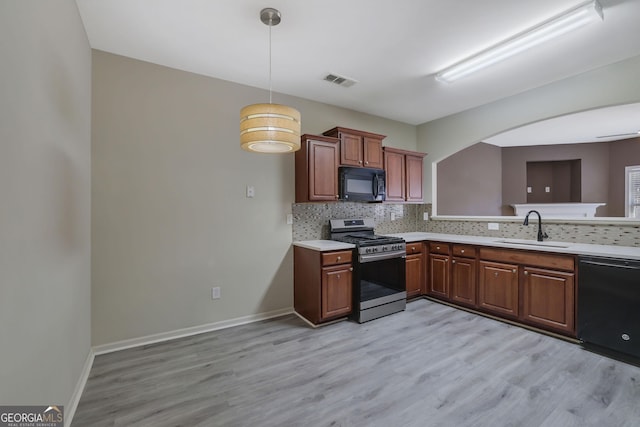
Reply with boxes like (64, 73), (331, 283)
(626, 166), (640, 218)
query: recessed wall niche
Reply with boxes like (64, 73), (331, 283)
(526, 159), (581, 203)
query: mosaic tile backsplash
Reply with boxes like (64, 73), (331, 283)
(293, 203), (639, 247)
(292, 202), (428, 241)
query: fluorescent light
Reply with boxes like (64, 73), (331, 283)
(436, 0), (604, 83)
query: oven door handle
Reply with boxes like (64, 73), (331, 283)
(359, 251), (406, 263)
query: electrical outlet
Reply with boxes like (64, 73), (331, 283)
(488, 222), (500, 230)
(286, 213), (293, 225)
(246, 185), (255, 198)
(391, 212), (396, 221)
(211, 287), (221, 299)
(423, 212), (429, 221)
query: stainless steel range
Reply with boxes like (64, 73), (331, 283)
(330, 218), (406, 323)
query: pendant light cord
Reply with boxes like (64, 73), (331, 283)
(268, 22), (272, 104)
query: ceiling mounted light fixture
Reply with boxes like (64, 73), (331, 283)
(435, 0), (604, 84)
(240, 8), (301, 153)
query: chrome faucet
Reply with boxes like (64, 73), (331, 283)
(523, 210), (548, 242)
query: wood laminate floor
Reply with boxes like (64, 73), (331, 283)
(72, 299), (640, 427)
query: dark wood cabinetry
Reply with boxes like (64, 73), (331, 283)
(405, 243), (424, 298)
(383, 147), (426, 202)
(522, 267), (575, 334)
(451, 245), (477, 307)
(479, 247), (576, 336)
(294, 247), (352, 324)
(323, 127), (385, 169)
(422, 242), (576, 337)
(295, 135), (340, 203)
(478, 260), (519, 319)
(427, 242), (450, 299)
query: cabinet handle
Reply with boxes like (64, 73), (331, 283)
(337, 274), (341, 279)
(436, 246), (440, 250)
(335, 195), (339, 199)
(349, 267), (353, 271)
(461, 249), (465, 254)
(365, 161), (369, 165)
(524, 271), (528, 275)
(512, 269), (516, 273)
(337, 256), (341, 261)
(411, 246), (416, 251)
(494, 272), (499, 277)
(452, 260), (456, 264)
(445, 258), (448, 262)
(358, 160), (363, 164)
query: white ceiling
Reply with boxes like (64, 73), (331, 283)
(76, 0), (640, 132)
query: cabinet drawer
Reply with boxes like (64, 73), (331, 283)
(452, 244), (476, 258)
(429, 242), (450, 255)
(406, 243), (423, 255)
(322, 250), (352, 266)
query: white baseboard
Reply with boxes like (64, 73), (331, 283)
(92, 307), (294, 356)
(65, 349), (95, 427)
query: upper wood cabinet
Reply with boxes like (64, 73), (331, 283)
(383, 147), (427, 203)
(295, 134), (340, 203)
(323, 127), (385, 169)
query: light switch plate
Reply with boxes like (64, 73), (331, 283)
(545, 186), (551, 193)
(527, 186), (532, 193)
(246, 185), (255, 198)
(286, 213), (293, 225)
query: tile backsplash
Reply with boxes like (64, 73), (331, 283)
(293, 202), (639, 247)
(292, 202), (428, 241)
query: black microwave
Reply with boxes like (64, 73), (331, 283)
(339, 166), (386, 202)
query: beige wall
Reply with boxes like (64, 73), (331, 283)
(0, 0), (92, 410)
(91, 51), (417, 346)
(418, 54), (640, 208)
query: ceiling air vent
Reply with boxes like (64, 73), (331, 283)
(323, 73), (357, 88)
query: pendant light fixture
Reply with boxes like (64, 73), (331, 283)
(240, 8), (301, 153)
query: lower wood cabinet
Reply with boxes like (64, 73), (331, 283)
(522, 267), (575, 334)
(450, 244), (477, 307)
(423, 242), (577, 337)
(405, 243), (424, 298)
(321, 264), (353, 319)
(478, 261), (519, 319)
(294, 246), (352, 324)
(451, 256), (477, 306)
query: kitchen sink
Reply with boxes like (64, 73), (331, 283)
(493, 238), (571, 248)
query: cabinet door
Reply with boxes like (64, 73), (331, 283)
(522, 267), (575, 335)
(321, 264), (352, 320)
(405, 154), (424, 202)
(478, 261), (519, 318)
(428, 254), (449, 299)
(309, 140), (339, 201)
(406, 253), (423, 298)
(451, 257), (477, 307)
(363, 137), (383, 169)
(384, 150), (406, 202)
(339, 132), (363, 166)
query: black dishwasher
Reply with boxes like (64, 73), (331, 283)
(578, 256), (640, 361)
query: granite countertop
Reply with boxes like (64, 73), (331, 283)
(384, 232), (640, 260)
